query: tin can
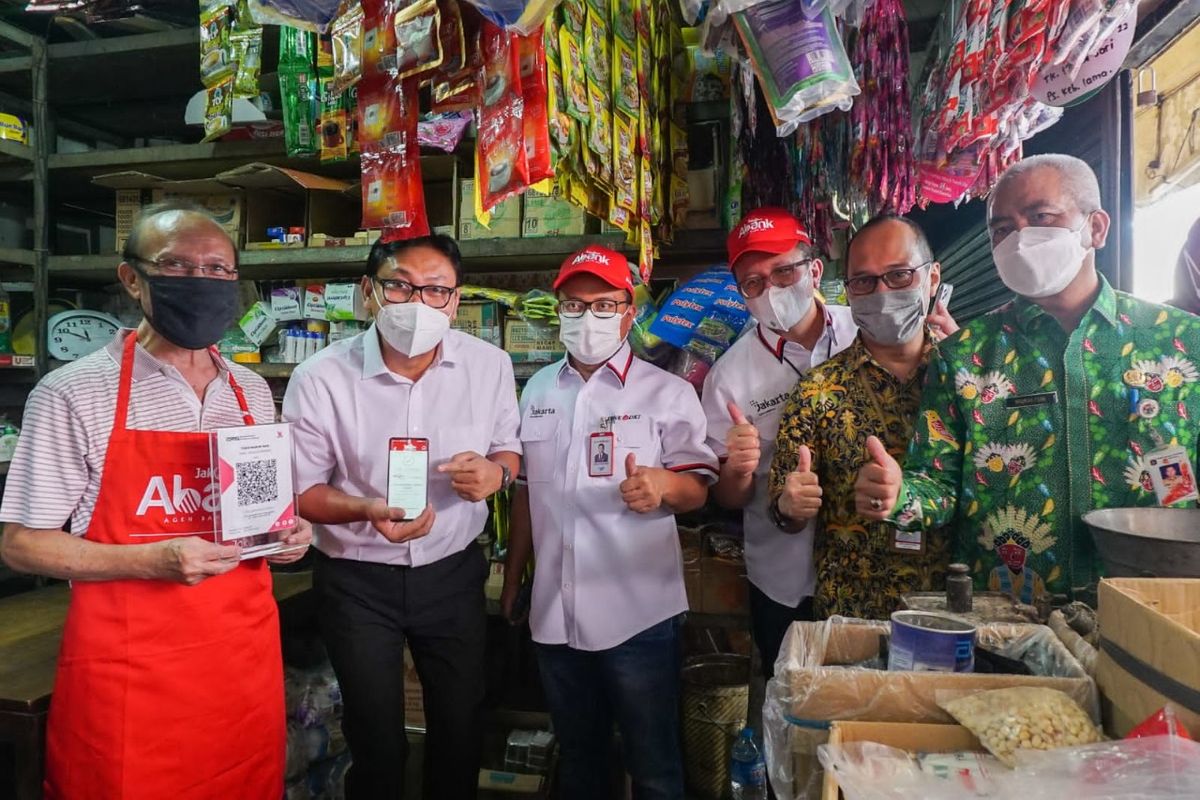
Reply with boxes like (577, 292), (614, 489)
(888, 610), (976, 673)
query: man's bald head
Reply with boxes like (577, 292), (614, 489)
(121, 201), (237, 267)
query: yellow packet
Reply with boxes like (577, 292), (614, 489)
(586, 79), (612, 160)
(546, 60), (572, 151)
(638, 217), (653, 282)
(559, 28), (590, 121)
(670, 174), (689, 227)
(608, 204), (631, 233)
(562, 0), (586, 36)
(200, 5), (236, 88)
(330, 2), (365, 96)
(613, 39), (639, 117)
(613, 113), (637, 213)
(639, 152), (653, 219)
(584, 7), (610, 85)
(202, 74), (235, 142)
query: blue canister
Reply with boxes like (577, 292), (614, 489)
(888, 610), (976, 673)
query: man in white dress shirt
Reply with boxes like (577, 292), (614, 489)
(701, 207), (857, 677)
(283, 234), (521, 800)
(501, 245), (718, 800)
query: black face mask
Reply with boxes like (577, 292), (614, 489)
(136, 271), (239, 350)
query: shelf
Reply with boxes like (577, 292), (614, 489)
(0, 138), (31, 163)
(0, 355), (35, 369)
(243, 363), (295, 379)
(0, 248), (35, 266)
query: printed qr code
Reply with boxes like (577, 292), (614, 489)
(236, 459), (278, 507)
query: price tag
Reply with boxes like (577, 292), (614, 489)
(387, 438), (429, 520)
(589, 432), (614, 478)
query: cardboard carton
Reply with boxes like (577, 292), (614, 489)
(521, 184), (590, 238)
(95, 171), (244, 251)
(216, 162), (357, 246)
(504, 319), (564, 364)
(454, 301), (503, 348)
(821, 721), (984, 800)
(1095, 578), (1200, 737)
(459, 179), (521, 240)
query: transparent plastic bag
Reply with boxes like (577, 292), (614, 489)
(249, 0), (345, 32)
(818, 742), (1006, 800)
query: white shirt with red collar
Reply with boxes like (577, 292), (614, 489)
(518, 342), (719, 651)
(701, 304), (857, 607)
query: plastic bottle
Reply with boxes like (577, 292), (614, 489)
(730, 727), (767, 800)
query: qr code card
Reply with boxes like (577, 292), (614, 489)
(1147, 445), (1200, 507)
(211, 422), (297, 551)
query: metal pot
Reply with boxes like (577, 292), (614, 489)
(1083, 507), (1200, 578)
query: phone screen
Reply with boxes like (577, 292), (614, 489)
(387, 438), (429, 521)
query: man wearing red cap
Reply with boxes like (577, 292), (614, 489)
(502, 245), (718, 800)
(701, 207), (858, 676)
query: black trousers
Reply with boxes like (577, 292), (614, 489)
(314, 542), (488, 800)
(749, 583), (815, 679)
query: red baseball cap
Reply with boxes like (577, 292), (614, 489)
(553, 245), (635, 294)
(727, 207), (812, 269)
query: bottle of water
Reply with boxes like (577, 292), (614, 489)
(730, 726), (767, 799)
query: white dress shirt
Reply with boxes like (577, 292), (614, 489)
(701, 304), (857, 607)
(519, 342), (719, 651)
(283, 326), (521, 566)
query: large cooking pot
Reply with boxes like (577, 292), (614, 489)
(1083, 507), (1200, 578)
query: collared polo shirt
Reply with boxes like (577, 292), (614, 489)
(518, 342), (719, 651)
(283, 326), (521, 567)
(700, 304), (857, 607)
(0, 329), (276, 535)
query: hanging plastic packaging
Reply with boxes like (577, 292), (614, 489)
(248, 0), (346, 32)
(395, 0), (445, 80)
(517, 28), (554, 185)
(280, 66), (320, 156)
(329, 2), (365, 95)
(732, 0), (860, 135)
(202, 73), (236, 142)
(200, 4), (237, 87)
(476, 21), (530, 212)
(231, 29), (264, 98)
(360, 77), (429, 240)
(362, 0), (399, 77)
(461, 0), (561, 36)
(280, 24), (318, 68)
(319, 78), (350, 163)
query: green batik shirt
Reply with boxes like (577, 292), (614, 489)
(892, 277), (1200, 603)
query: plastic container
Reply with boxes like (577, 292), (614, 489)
(730, 727), (766, 800)
(888, 610), (976, 673)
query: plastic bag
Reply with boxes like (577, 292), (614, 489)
(462, 0), (561, 35)
(1126, 705), (1193, 741)
(819, 742), (1006, 800)
(395, 0), (445, 80)
(249, 0), (345, 32)
(940, 687), (1104, 767)
(329, 2), (365, 95)
(733, 0), (860, 135)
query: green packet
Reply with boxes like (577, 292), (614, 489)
(280, 67), (319, 157)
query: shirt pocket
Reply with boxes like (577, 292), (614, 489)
(519, 415), (559, 483)
(616, 418), (658, 469)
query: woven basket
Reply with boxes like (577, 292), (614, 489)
(681, 654), (751, 800)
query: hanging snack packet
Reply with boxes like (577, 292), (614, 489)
(613, 113), (637, 212)
(395, 0), (445, 80)
(280, 66), (320, 156)
(319, 78), (349, 163)
(476, 21), (531, 211)
(200, 4), (236, 87)
(231, 28), (264, 98)
(330, 2), (365, 95)
(248, 0), (345, 32)
(584, 7), (610, 85)
(357, 72), (407, 152)
(562, 0), (585, 35)
(559, 28), (590, 121)
(316, 30), (335, 78)
(612, 0), (635, 44)
(345, 83), (360, 154)
(203, 73), (236, 142)
(430, 3), (481, 111)
(438, 0), (467, 74)
(733, 0), (860, 134)
(613, 39), (639, 116)
(362, 0), (399, 76)
(517, 30), (553, 185)
(586, 80), (612, 178)
(280, 24), (317, 68)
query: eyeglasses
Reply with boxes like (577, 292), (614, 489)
(736, 260), (812, 299)
(556, 298), (631, 319)
(843, 263), (931, 296)
(374, 278), (458, 309)
(129, 255), (238, 279)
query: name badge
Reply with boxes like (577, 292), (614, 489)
(589, 432), (614, 478)
(1147, 445), (1199, 507)
(891, 527), (925, 555)
(1005, 391), (1059, 409)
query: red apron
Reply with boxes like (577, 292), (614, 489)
(45, 334), (285, 800)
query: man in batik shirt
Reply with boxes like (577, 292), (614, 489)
(857, 154), (1200, 606)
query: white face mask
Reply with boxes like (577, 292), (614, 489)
(745, 279), (814, 333)
(559, 311), (626, 365)
(992, 219), (1093, 299)
(375, 301), (450, 357)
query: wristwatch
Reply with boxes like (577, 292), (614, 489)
(768, 495), (803, 534)
(499, 464), (514, 492)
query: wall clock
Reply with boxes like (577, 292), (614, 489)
(48, 309), (121, 361)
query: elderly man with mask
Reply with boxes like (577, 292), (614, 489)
(501, 245), (717, 800)
(857, 154), (1200, 606)
(0, 203), (311, 798)
(283, 234), (521, 799)
(768, 215), (957, 619)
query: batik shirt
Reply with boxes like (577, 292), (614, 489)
(769, 334), (950, 619)
(892, 278), (1200, 604)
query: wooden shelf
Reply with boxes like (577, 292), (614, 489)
(242, 363), (295, 379)
(0, 138), (31, 163)
(0, 248), (35, 266)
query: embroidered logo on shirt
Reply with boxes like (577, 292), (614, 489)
(528, 406), (557, 418)
(749, 391), (790, 416)
(598, 413), (643, 431)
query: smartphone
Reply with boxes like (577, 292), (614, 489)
(387, 438), (429, 521)
(930, 282), (953, 316)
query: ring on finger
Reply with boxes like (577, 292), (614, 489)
(870, 498), (883, 511)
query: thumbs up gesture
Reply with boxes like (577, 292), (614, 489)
(777, 445), (823, 522)
(854, 435), (902, 520)
(725, 402), (761, 479)
(620, 453), (665, 513)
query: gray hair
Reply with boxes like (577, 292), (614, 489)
(989, 154), (1102, 216)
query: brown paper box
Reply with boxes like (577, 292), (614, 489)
(820, 721), (983, 800)
(1095, 578), (1200, 737)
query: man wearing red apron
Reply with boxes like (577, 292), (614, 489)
(0, 203), (311, 798)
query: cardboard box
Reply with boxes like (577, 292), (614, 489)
(216, 162), (358, 246)
(504, 319), (564, 364)
(1096, 578), (1200, 737)
(459, 179), (521, 240)
(820, 722), (984, 800)
(96, 171), (245, 251)
(454, 301), (503, 348)
(521, 184), (590, 238)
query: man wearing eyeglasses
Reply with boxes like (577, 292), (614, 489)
(500, 245), (717, 800)
(282, 235), (521, 799)
(699, 207), (857, 676)
(1, 203), (312, 798)
(767, 215), (957, 620)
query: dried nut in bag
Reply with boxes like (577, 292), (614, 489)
(940, 687), (1104, 767)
